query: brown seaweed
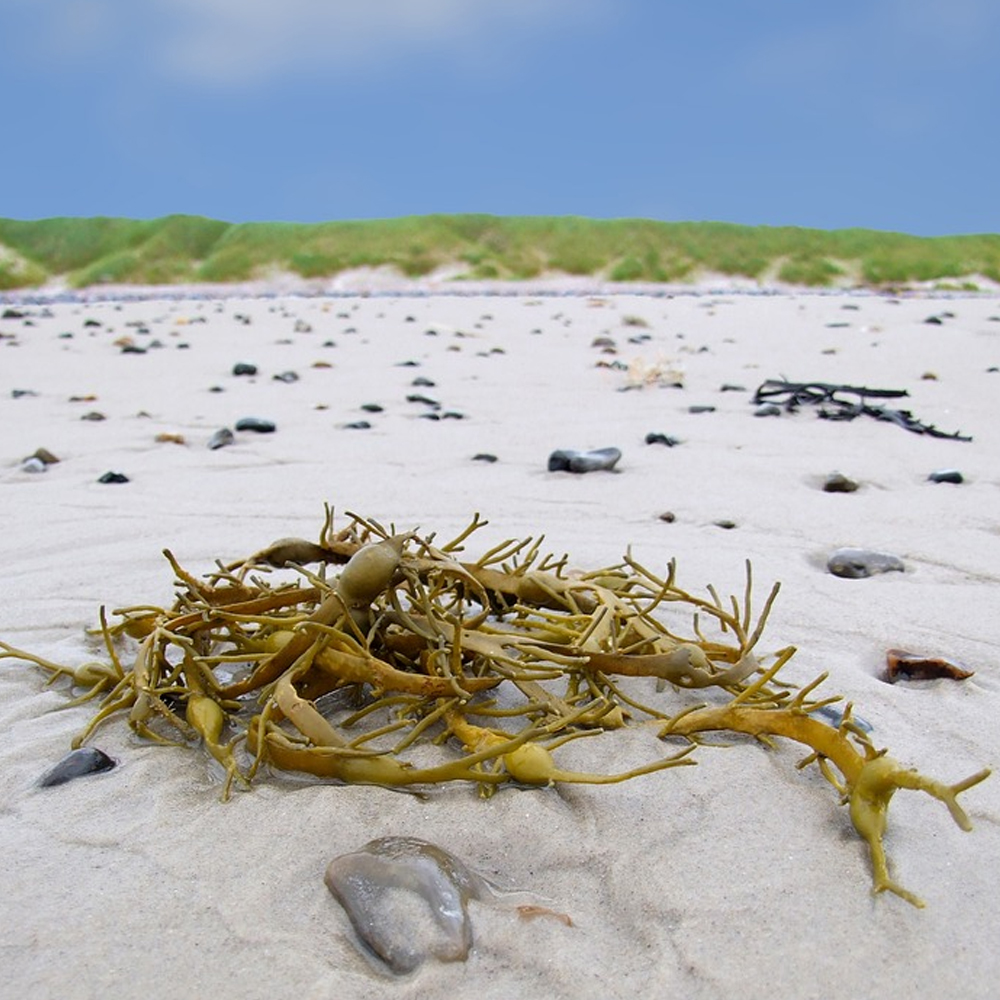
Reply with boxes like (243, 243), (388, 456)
(0, 506), (990, 907)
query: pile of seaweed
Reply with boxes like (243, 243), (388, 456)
(1, 508), (989, 907)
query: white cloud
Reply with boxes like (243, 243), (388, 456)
(146, 0), (606, 85)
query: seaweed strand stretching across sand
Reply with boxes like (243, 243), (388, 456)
(0, 507), (989, 906)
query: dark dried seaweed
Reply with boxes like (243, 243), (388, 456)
(752, 379), (972, 441)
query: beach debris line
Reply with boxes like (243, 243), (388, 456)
(0, 507), (989, 907)
(751, 379), (972, 440)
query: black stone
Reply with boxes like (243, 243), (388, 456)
(688, 405), (716, 414)
(232, 362), (258, 376)
(272, 371), (299, 383)
(360, 403), (384, 413)
(645, 432), (679, 446)
(343, 420), (372, 430)
(472, 453), (498, 463)
(38, 747), (116, 787)
(207, 427), (235, 450)
(928, 468), (963, 484)
(235, 417), (276, 433)
(98, 471), (129, 484)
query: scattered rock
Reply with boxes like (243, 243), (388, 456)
(80, 411), (106, 421)
(155, 433), (186, 444)
(645, 432), (680, 447)
(754, 403), (782, 417)
(232, 362), (258, 376)
(98, 471), (129, 484)
(28, 447), (59, 465)
(120, 344), (147, 355)
(343, 420), (372, 430)
(472, 453), (498, 463)
(827, 547), (905, 579)
(658, 511), (676, 523)
(548, 447), (621, 473)
(923, 315), (944, 325)
(235, 417), (276, 433)
(360, 403), (384, 413)
(207, 427), (235, 450)
(11, 388), (38, 399)
(928, 468), (963, 484)
(412, 376), (436, 387)
(823, 472), (859, 493)
(719, 383), (746, 392)
(688, 405), (716, 414)
(713, 519), (737, 530)
(38, 747), (116, 787)
(20, 457), (47, 473)
(407, 393), (440, 408)
(272, 371), (299, 383)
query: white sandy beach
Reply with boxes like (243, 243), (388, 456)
(1, 285), (998, 999)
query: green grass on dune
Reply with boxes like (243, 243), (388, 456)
(0, 213), (999, 290)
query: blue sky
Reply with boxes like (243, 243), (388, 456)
(1, 0), (997, 235)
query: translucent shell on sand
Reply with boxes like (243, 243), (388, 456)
(324, 837), (493, 975)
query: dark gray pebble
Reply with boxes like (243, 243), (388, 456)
(754, 403), (782, 417)
(38, 747), (116, 787)
(12, 389), (39, 399)
(81, 411), (106, 421)
(344, 420), (372, 430)
(98, 471), (129, 484)
(823, 472), (859, 493)
(472, 453), (497, 463)
(411, 376), (436, 387)
(827, 547), (905, 579)
(208, 427), (235, 450)
(688, 405), (716, 414)
(407, 394), (440, 408)
(548, 447), (621, 473)
(273, 371), (299, 383)
(235, 417), (276, 433)
(713, 519), (737, 530)
(120, 344), (146, 354)
(928, 468), (963, 484)
(719, 383), (746, 392)
(232, 362), (258, 376)
(442, 411), (465, 420)
(360, 403), (384, 413)
(645, 432), (680, 446)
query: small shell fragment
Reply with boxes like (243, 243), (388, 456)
(885, 649), (974, 682)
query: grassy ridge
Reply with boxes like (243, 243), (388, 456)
(1, 213), (999, 290)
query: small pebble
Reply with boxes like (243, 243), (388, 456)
(20, 457), (47, 473)
(120, 344), (146, 354)
(928, 468), (963, 484)
(235, 417), (276, 433)
(658, 511), (676, 523)
(827, 547), (904, 579)
(407, 393), (440, 408)
(98, 471), (129, 484)
(232, 362), (258, 376)
(81, 411), (106, 421)
(343, 420), (372, 430)
(688, 405), (716, 414)
(411, 376), (436, 387)
(360, 403), (384, 413)
(38, 747), (116, 787)
(548, 447), (621, 473)
(273, 371), (299, 383)
(207, 427), (235, 450)
(719, 383), (746, 392)
(472, 453), (497, 463)
(645, 432), (679, 447)
(28, 447), (59, 465)
(12, 388), (38, 399)
(823, 472), (859, 493)
(713, 519), (737, 530)
(754, 404), (781, 417)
